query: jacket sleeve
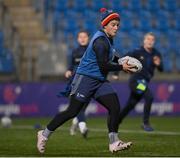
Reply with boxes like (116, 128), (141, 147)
(93, 37), (123, 75)
(67, 50), (75, 71)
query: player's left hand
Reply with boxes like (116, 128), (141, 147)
(153, 56), (161, 66)
(65, 70), (72, 78)
(122, 59), (137, 73)
(112, 75), (119, 80)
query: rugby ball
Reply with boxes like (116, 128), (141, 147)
(1, 116), (12, 128)
(118, 56), (142, 72)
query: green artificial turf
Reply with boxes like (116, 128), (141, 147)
(0, 116), (180, 157)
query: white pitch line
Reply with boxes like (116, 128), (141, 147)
(1, 125), (180, 136)
(90, 128), (180, 136)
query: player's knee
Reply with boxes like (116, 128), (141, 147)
(65, 105), (82, 119)
(64, 108), (79, 119)
(66, 95), (85, 118)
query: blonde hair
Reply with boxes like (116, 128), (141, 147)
(143, 32), (155, 39)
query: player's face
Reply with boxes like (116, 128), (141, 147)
(77, 32), (89, 46)
(143, 35), (155, 49)
(104, 19), (120, 37)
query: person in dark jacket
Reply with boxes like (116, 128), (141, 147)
(119, 32), (163, 131)
(58, 30), (90, 138)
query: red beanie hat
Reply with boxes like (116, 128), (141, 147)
(100, 8), (120, 27)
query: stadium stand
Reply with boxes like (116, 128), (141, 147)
(0, 30), (15, 74)
(43, 0), (179, 73)
(0, 0), (180, 81)
(0, 0), (68, 81)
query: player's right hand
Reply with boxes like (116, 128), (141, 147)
(65, 70), (72, 78)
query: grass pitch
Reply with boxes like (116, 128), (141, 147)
(0, 116), (180, 157)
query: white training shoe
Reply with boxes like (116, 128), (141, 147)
(70, 123), (78, 135)
(79, 122), (88, 138)
(109, 140), (132, 153)
(70, 118), (78, 136)
(37, 130), (48, 153)
(81, 128), (88, 139)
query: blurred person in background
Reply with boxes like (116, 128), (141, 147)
(37, 8), (135, 154)
(57, 30), (90, 138)
(119, 32), (164, 131)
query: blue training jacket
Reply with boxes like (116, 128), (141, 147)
(76, 30), (114, 81)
